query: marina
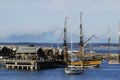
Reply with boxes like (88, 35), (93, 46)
(0, 44), (119, 70)
(0, 0), (120, 80)
(0, 13), (119, 70)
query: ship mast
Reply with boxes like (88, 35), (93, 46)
(118, 21), (120, 61)
(79, 12), (84, 59)
(63, 16), (68, 62)
(108, 26), (110, 54)
(71, 33), (73, 51)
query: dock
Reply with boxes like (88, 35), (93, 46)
(0, 45), (62, 71)
(0, 59), (56, 71)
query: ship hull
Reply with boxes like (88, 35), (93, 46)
(67, 60), (101, 68)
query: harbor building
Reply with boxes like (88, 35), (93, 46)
(4, 46), (56, 71)
(0, 46), (14, 59)
(16, 46), (47, 60)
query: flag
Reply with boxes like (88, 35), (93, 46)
(94, 34), (98, 39)
(66, 16), (69, 19)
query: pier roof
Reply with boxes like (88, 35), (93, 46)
(16, 46), (40, 53)
(16, 46), (48, 60)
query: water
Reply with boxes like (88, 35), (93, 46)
(1, 61), (120, 80)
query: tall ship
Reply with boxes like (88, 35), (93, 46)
(63, 16), (83, 74)
(66, 12), (101, 68)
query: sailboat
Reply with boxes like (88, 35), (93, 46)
(108, 24), (120, 64)
(65, 53), (83, 74)
(64, 14), (83, 74)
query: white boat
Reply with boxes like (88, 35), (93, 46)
(108, 59), (119, 64)
(65, 65), (83, 74)
(65, 53), (83, 74)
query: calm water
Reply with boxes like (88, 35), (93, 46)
(1, 60), (120, 80)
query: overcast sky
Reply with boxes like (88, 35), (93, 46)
(0, 0), (120, 43)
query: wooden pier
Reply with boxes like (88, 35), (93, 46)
(0, 59), (56, 71)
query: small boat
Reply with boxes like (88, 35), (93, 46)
(108, 59), (119, 64)
(65, 65), (83, 74)
(65, 53), (83, 74)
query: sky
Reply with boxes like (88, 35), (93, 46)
(0, 0), (120, 43)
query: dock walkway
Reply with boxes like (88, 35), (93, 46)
(0, 59), (56, 71)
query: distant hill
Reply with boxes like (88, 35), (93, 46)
(0, 31), (111, 43)
(0, 31), (60, 43)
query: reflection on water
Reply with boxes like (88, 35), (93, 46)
(1, 61), (120, 80)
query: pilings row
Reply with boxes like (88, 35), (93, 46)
(0, 59), (56, 71)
